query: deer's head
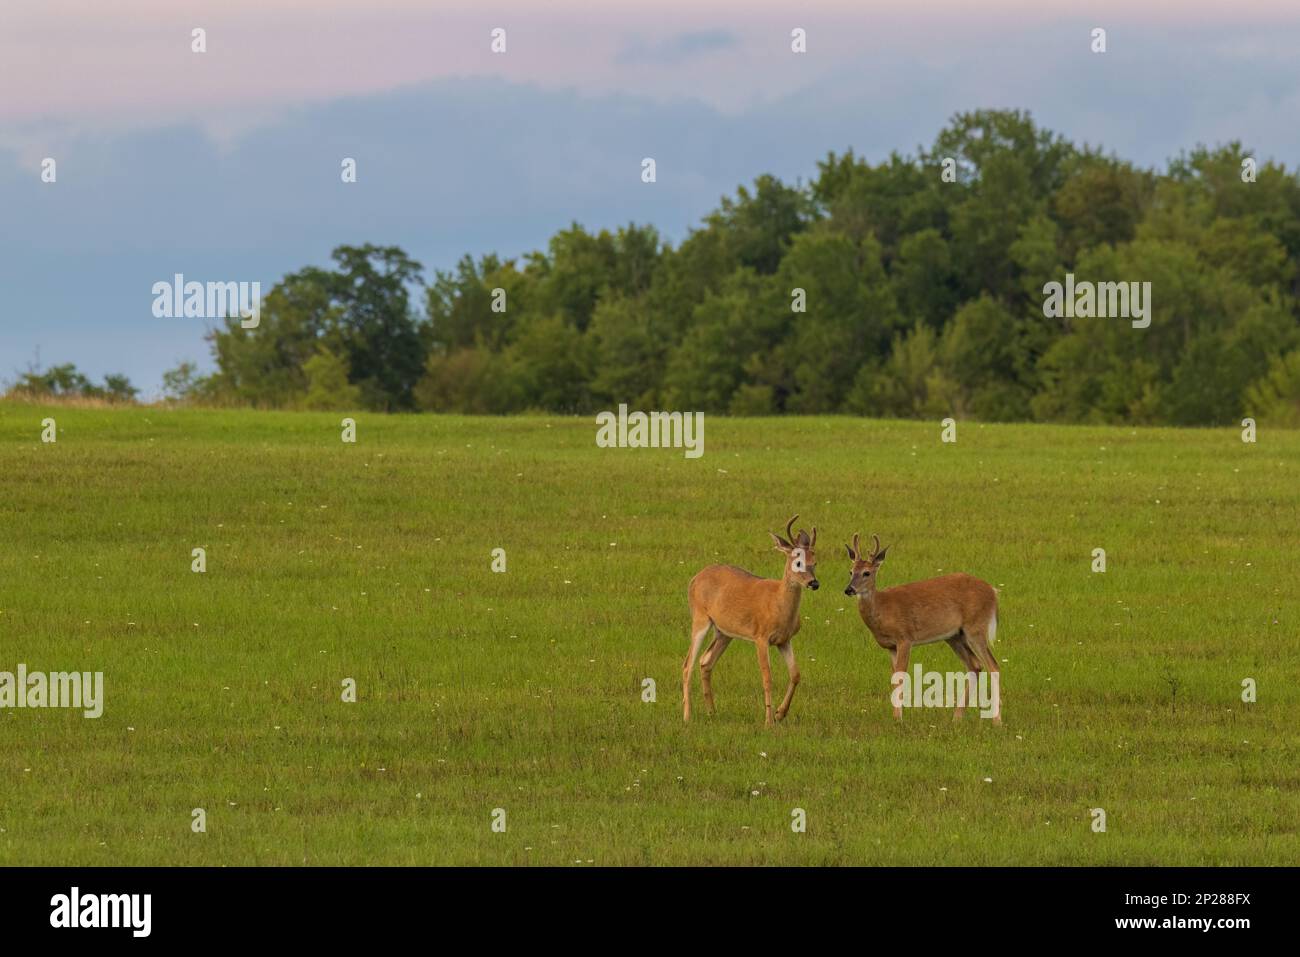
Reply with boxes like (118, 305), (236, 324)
(843, 533), (888, 597)
(769, 514), (819, 590)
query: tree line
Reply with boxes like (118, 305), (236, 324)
(14, 110), (1300, 426)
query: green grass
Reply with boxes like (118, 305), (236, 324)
(0, 401), (1296, 865)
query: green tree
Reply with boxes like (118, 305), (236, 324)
(706, 175), (817, 275)
(301, 348), (362, 410)
(8, 364), (136, 402)
(507, 315), (594, 412)
(414, 348), (520, 413)
(941, 296), (1030, 420)
(588, 294), (667, 408)
(1052, 155), (1152, 261)
(776, 231), (899, 412)
(662, 269), (774, 412)
(207, 270), (340, 407)
(892, 228), (958, 331)
(1245, 349), (1300, 427)
(12, 363), (94, 397)
(425, 254), (515, 352)
(326, 244), (424, 410)
(161, 361), (209, 402)
(102, 374), (138, 403)
(847, 324), (958, 419)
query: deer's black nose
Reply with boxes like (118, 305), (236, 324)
(844, 586), (854, 596)
(808, 580), (819, 590)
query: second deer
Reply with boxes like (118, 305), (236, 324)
(844, 534), (1001, 724)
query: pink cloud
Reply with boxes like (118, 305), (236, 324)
(3, 0), (1298, 128)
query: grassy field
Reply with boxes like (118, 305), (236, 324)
(0, 400), (1296, 865)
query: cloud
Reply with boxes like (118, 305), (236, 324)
(5, 20), (1300, 394)
(615, 29), (739, 66)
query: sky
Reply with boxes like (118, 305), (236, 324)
(3, 0), (1299, 396)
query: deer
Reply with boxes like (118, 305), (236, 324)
(843, 533), (1001, 724)
(684, 515), (819, 727)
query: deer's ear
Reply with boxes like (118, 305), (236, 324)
(844, 543), (856, 561)
(769, 532), (792, 551)
(874, 546), (889, 564)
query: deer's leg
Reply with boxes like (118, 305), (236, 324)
(891, 641), (911, 720)
(946, 634), (981, 722)
(756, 637), (775, 727)
(683, 616), (712, 723)
(699, 633), (732, 714)
(966, 625), (1001, 725)
(775, 640), (800, 721)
